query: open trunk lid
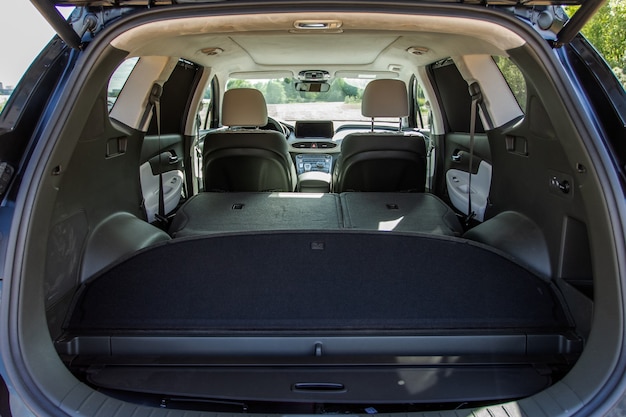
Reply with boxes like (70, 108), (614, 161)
(31, 0), (607, 50)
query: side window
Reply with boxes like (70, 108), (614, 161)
(198, 81), (212, 130)
(412, 77), (430, 130)
(0, 85), (9, 116)
(493, 56), (527, 113)
(107, 57), (139, 111)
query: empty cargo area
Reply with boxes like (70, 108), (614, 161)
(169, 192), (343, 237)
(57, 231), (582, 412)
(168, 191), (464, 237)
(340, 192), (462, 234)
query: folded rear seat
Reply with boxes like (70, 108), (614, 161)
(169, 192), (463, 237)
(169, 192), (342, 237)
(340, 192), (463, 236)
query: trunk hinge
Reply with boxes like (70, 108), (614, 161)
(30, 0), (83, 49)
(553, 0), (607, 47)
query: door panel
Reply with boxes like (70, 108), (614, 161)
(139, 134), (185, 221)
(136, 59), (203, 221)
(141, 134), (185, 174)
(446, 161), (492, 222)
(441, 132), (492, 220)
(139, 162), (184, 223)
(443, 133), (491, 174)
(427, 59), (492, 221)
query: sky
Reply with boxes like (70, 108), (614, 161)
(0, 2), (73, 88)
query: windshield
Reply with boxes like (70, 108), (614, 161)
(226, 77), (401, 127)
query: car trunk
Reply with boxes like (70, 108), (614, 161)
(0, 1), (615, 416)
(55, 230), (582, 412)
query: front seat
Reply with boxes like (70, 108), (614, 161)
(332, 79), (427, 193)
(203, 88), (297, 192)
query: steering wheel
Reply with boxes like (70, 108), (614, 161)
(262, 116), (290, 136)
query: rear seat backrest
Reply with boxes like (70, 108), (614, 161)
(202, 88), (297, 192)
(332, 79), (427, 193)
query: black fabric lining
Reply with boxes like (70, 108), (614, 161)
(66, 231), (570, 333)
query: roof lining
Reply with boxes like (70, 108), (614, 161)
(110, 11), (526, 55)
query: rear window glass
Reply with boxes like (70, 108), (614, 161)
(107, 57), (139, 111)
(413, 77), (430, 130)
(199, 81), (212, 129)
(0, 85), (9, 117)
(493, 56), (527, 113)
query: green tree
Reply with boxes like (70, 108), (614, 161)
(339, 79), (360, 98)
(226, 79), (254, 90)
(566, 1), (626, 88)
(282, 78), (305, 103)
(324, 78), (346, 102)
(320, 78), (363, 102)
(264, 80), (287, 104)
(494, 56), (527, 111)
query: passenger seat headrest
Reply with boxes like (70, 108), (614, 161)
(361, 79), (409, 118)
(222, 88), (268, 127)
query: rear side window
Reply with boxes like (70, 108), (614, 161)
(0, 85), (9, 116)
(411, 76), (430, 130)
(107, 57), (139, 111)
(493, 56), (527, 113)
(199, 82), (212, 130)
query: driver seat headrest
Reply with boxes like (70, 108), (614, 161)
(222, 88), (268, 127)
(361, 79), (409, 119)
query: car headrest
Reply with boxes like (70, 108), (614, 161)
(361, 79), (409, 118)
(222, 88), (268, 127)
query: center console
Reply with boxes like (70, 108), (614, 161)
(295, 154), (333, 192)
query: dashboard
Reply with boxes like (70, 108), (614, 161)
(295, 154), (333, 175)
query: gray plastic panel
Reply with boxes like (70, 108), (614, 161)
(86, 363), (551, 404)
(340, 192), (463, 235)
(56, 334), (582, 357)
(463, 211), (551, 278)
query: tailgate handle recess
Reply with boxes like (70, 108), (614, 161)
(292, 383), (346, 392)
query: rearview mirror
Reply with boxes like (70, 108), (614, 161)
(295, 82), (331, 93)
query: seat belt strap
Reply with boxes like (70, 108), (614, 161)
(426, 106), (434, 192)
(466, 82), (482, 226)
(149, 83), (166, 223)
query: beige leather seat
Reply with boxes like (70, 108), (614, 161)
(332, 79), (427, 192)
(202, 88), (297, 192)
